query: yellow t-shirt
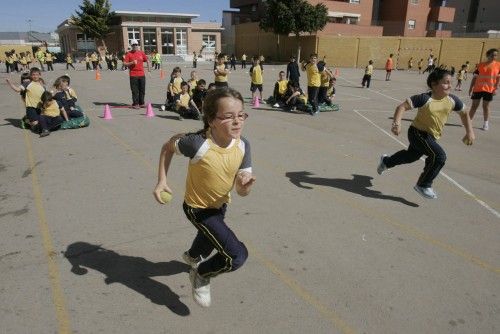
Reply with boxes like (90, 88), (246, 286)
(306, 63), (320, 87)
(277, 80), (288, 95)
(20, 57), (27, 65)
(215, 64), (228, 82)
(176, 92), (191, 110)
(66, 87), (78, 100)
(250, 64), (263, 85)
(25, 81), (45, 108)
(188, 79), (197, 95)
(176, 131), (251, 209)
(45, 53), (53, 62)
(409, 93), (465, 139)
(320, 71), (330, 87)
(42, 100), (61, 117)
(170, 77), (183, 95)
(66, 56), (73, 63)
(365, 64), (373, 75)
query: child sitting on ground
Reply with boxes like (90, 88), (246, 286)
(6, 67), (45, 129)
(163, 67), (183, 110)
(38, 91), (69, 137)
(53, 75), (83, 119)
(325, 77), (337, 105)
(192, 79), (208, 113)
(272, 71), (288, 107)
(284, 80), (307, 112)
(174, 81), (201, 120)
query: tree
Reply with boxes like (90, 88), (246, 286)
(260, 0), (328, 62)
(71, 0), (115, 50)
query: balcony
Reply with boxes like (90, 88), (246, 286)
(427, 30), (452, 37)
(429, 6), (455, 23)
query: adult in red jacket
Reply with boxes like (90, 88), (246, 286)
(123, 40), (150, 108)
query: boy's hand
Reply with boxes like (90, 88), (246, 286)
(153, 183), (173, 204)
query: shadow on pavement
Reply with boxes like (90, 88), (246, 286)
(3, 118), (24, 129)
(285, 171), (419, 207)
(64, 242), (191, 316)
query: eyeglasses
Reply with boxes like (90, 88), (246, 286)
(215, 112), (249, 121)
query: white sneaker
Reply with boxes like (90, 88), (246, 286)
(182, 251), (202, 268)
(273, 103), (280, 108)
(482, 122), (489, 131)
(413, 185), (438, 199)
(189, 269), (211, 307)
(377, 154), (388, 175)
(160, 105), (166, 111)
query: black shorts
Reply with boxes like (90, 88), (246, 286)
(250, 83), (263, 92)
(214, 81), (228, 88)
(471, 91), (494, 102)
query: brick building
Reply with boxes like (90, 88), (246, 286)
(56, 10), (223, 57)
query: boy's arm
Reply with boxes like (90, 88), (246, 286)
(60, 107), (69, 121)
(391, 101), (412, 135)
(459, 111), (475, 145)
(5, 79), (22, 93)
(273, 82), (279, 98)
(153, 134), (184, 204)
(189, 99), (200, 113)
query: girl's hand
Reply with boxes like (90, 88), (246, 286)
(391, 122), (401, 135)
(235, 171), (256, 196)
(462, 133), (475, 146)
(153, 182), (173, 204)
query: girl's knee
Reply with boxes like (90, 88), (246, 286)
(436, 151), (447, 165)
(231, 243), (248, 271)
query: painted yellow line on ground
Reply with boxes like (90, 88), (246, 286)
(91, 113), (356, 332)
(23, 131), (72, 334)
(249, 244), (357, 334)
(89, 113), (156, 171)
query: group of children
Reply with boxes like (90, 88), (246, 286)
(161, 67), (219, 120)
(6, 67), (84, 137)
(4, 50), (34, 73)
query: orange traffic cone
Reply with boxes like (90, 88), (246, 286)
(95, 70), (101, 80)
(103, 104), (112, 120)
(145, 103), (155, 118)
(159, 69), (165, 80)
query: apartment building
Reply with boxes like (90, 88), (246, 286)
(228, 0), (383, 36)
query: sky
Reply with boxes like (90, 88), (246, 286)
(0, 0), (231, 33)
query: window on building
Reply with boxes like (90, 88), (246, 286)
(161, 29), (174, 54)
(410, 0), (419, 4)
(76, 33), (96, 52)
(143, 28), (157, 53)
(408, 19), (416, 29)
(202, 35), (216, 54)
(349, 0), (360, 3)
(127, 28), (141, 47)
(175, 28), (187, 55)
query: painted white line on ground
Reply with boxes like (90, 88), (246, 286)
(353, 109), (500, 219)
(338, 77), (401, 102)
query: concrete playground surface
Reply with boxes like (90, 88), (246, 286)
(1, 61), (499, 334)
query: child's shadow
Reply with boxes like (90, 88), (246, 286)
(285, 171), (418, 207)
(64, 242), (190, 316)
(2, 118), (23, 129)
